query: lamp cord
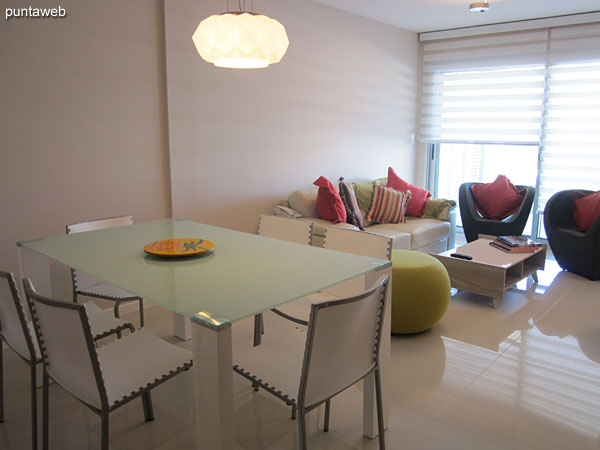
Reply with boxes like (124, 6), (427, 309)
(234, 0), (253, 13)
(227, 0), (253, 13)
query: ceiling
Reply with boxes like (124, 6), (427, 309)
(312, 0), (600, 33)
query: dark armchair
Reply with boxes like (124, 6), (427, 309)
(459, 182), (535, 243)
(544, 189), (600, 281)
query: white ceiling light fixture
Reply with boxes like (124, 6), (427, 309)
(469, 1), (490, 12)
(192, 0), (289, 69)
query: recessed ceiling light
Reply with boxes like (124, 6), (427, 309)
(469, 1), (489, 12)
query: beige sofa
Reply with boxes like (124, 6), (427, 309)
(279, 180), (457, 253)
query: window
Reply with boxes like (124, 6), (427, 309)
(420, 23), (600, 239)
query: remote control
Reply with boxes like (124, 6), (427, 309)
(450, 253), (473, 260)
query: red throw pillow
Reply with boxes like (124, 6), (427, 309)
(470, 175), (525, 220)
(573, 190), (600, 231)
(386, 167), (431, 217)
(313, 176), (346, 224)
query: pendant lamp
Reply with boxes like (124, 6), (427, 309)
(192, 4), (289, 69)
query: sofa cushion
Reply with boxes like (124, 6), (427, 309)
(367, 184), (410, 224)
(287, 188), (318, 218)
(369, 218), (450, 250)
(387, 167), (431, 217)
(338, 177), (364, 230)
(470, 175), (525, 220)
(573, 190), (600, 231)
(313, 176), (346, 224)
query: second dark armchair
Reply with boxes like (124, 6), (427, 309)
(544, 189), (600, 281)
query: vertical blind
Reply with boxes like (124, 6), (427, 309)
(420, 21), (600, 211)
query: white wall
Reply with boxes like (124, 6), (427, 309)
(164, 0), (420, 232)
(0, 0), (171, 277)
(0, 0), (420, 279)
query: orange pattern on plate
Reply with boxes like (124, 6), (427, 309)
(144, 238), (215, 257)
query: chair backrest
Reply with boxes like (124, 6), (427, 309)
(298, 275), (389, 410)
(322, 228), (391, 297)
(257, 215), (313, 245)
(66, 215), (133, 235)
(544, 189), (588, 230)
(22, 279), (105, 411)
(323, 228), (392, 260)
(66, 215), (133, 292)
(0, 271), (37, 362)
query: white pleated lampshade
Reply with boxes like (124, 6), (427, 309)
(192, 12), (289, 69)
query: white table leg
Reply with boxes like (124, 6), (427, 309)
(173, 312), (192, 340)
(191, 321), (235, 450)
(18, 245), (69, 298)
(362, 266), (392, 438)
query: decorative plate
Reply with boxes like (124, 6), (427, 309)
(143, 238), (215, 258)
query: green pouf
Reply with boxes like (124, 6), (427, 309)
(391, 250), (450, 334)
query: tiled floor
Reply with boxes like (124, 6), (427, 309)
(2, 259), (600, 449)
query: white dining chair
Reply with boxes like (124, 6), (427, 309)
(66, 215), (145, 327)
(272, 227), (392, 326)
(0, 272), (134, 450)
(257, 214), (314, 244)
(234, 275), (390, 450)
(22, 278), (193, 450)
(253, 215), (313, 345)
(324, 227), (393, 260)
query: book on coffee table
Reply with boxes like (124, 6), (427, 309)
(496, 235), (542, 248)
(489, 240), (542, 253)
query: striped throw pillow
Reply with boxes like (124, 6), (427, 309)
(367, 185), (411, 224)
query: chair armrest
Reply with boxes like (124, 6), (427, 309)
(585, 215), (600, 276)
(422, 198), (457, 221)
(447, 208), (457, 249)
(422, 198), (457, 249)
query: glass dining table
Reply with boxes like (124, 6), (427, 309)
(18, 218), (392, 450)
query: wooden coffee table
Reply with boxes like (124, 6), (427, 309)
(431, 236), (546, 308)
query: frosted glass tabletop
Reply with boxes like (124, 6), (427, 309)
(18, 219), (390, 329)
